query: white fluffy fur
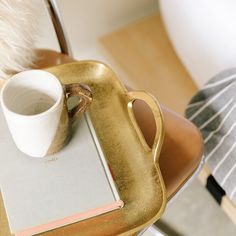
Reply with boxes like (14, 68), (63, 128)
(0, 0), (39, 80)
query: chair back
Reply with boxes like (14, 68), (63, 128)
(45, 0), (73, 57)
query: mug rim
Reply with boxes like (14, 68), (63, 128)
(0, 70), (64, 119)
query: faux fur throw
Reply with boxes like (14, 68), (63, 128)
(0, 0), (39, 81)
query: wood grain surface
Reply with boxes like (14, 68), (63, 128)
(100, 13), (198, 114)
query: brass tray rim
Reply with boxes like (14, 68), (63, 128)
(0, 60), (167, 236)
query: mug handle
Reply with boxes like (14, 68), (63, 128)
(65, 83), (93, 118)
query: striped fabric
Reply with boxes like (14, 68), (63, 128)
(185, 68), (236, 205)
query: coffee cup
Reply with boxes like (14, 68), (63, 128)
(0, 70), (92, 158)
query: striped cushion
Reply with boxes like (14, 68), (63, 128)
(185, 68), (236, 205)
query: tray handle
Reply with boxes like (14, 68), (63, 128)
(127, 91), (164, 163)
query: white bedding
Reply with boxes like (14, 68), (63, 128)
(160, 0), (236, 87)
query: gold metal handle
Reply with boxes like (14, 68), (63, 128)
(127, 91), (164, 163)
(65, 83), (93, 118)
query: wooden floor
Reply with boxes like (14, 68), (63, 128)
(100, 13), (198, 114)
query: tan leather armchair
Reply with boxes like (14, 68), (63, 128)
(34, 49), (203, 200)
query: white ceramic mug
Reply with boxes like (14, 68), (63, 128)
(0, 70), (92, 158)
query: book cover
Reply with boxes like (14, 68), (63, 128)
(0, 109), (123, 236)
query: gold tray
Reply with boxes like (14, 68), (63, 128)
(0, 61), (166, 236)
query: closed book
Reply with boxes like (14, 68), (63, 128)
(0, 109), (123, 236)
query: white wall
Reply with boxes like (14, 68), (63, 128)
(36, 0), (158, 59)
(35, 0), (60, 51)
